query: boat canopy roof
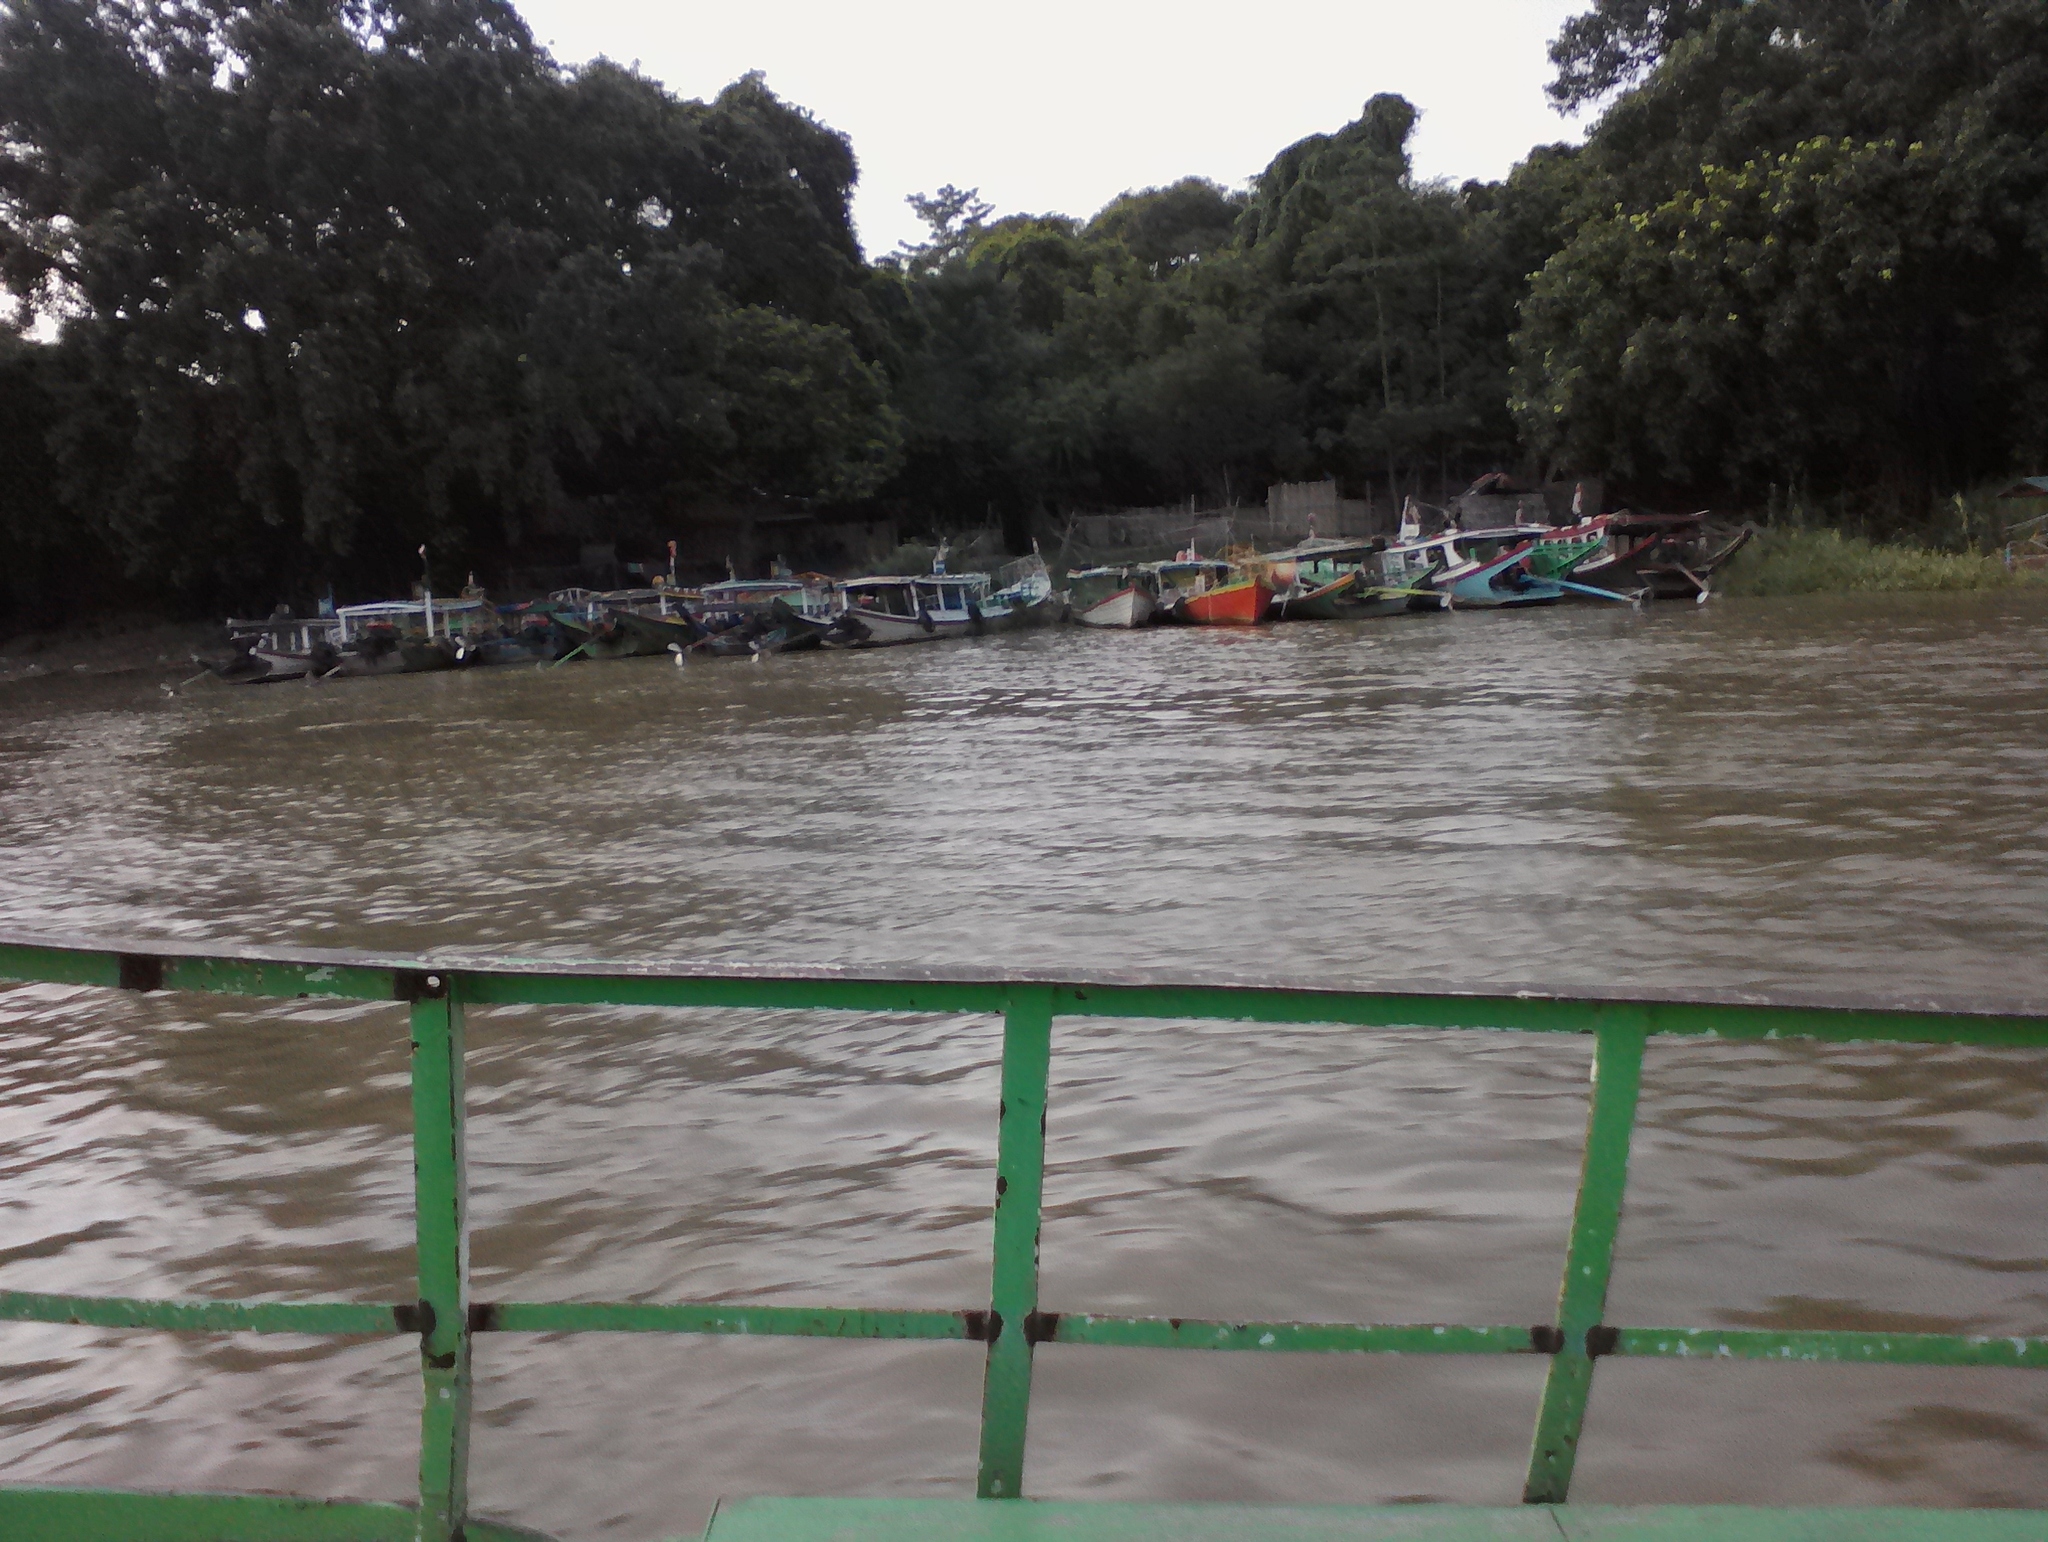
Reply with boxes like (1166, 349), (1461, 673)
(337, 598), (489, 620)
(700, 578), (818, 598)
(1261, 538), (1386, 562)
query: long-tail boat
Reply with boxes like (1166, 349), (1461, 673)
(826, 572), (991, 646)
(1149, 555), (1272, 625)
(826, 555), (1052, 647)
(332, 598), (494, 675)
(1265, 539), (1435, 620)
(198, 614), (342, 682)
(695, 576), (837, 633)
(1565, 512), (1753, 600)
(545, 587), (697, 661)
(466, 607), (576, 666)
(1067, 565), (1158, 628)
(1179, 574), (1272, 625)
(987, 551), (1061, 626)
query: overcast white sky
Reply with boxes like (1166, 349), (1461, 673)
(512, 0), (1592, 259)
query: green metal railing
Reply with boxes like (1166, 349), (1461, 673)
(0, 934), (2044, 1541)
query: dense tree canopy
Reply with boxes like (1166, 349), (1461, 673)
(0, 0), (897, 609)
(872, 96), (1525, 538)
(1511, 0), (2048, 514)
(1, 0), (2043, 619)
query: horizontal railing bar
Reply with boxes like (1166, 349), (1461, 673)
(0, 1487), (553, 1542)
(1039, 1316), (1547, 1353)
(11, 1291), (2044, 1374)
(473, 1302), (991, 1339)
(1614, 1327), (2048, 1367)
(0, 1292), (408, 1335)
(2, 932), (2043, 1044)
(1051, 986), (2048, 1046)
(459, 974), (1012, 1015)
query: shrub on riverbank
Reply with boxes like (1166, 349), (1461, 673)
(1716, 528), (2036, 597)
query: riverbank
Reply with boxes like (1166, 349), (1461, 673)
(0, 618), (218, 684)
(1716, 526), (2040, 597)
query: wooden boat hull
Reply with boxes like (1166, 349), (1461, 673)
(990, 593), (1064, 629)
(557, 616), (671, 660)
(750, 627), (822, 655)
(607, 610), (701, 653)
(244, 648), (337, 681)
(336, 638), (459, 675)
(826, 608), (972, 647)
(771, 598), (838, 640)
(466, 626), (570, 666)
(1440, 548), (1564, 608)
(1562, 517), (1749, 600)
(1278, 580), (1419, 621)
(1178, 578), (1273, 626)
(1074, 586), (1155, 629)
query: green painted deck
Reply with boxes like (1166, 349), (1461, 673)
(0, 933), (2043, 1542)
(699, 1498), (2048, 1541)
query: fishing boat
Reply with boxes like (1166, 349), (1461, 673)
(1566, 512), (1752, 601)
(198, 614), (343, 683)
(1427, 526), (1643, 609)
(1527, 522), (1614, 584)
(1179, 573), (1273, 625)
(1149, 557), (1271, 625)
(547, 588), (697, 660)
(826, 572), (994, 647)
(553, 612), (675, 661)
(332, 599), (492, 675)
(986, 551), (1061, 627)
(466, 609), (575, 666)
(1068, 565), (1158, 628)
(695, 576), (837, 632)
(747, 626), (822, 656)
(1264, 540), (1431, 620)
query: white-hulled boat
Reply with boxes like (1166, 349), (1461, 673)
(825, 573), (989, 646)
(1068, 565), (1157, 628)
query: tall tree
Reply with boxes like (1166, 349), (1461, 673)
(0, 0), (898, 609)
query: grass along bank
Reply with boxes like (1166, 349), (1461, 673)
(1714, 527), (2042, 598)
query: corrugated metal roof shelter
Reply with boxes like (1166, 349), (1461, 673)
(1995, 475), (2048, 498)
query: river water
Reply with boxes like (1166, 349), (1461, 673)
(0, 591), (2044, 1538)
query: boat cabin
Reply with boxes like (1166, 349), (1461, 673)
(1148, 559), (1233, 600)
(224, 614), (341, 656)
(1068, 565), (1156, 609)
(911, 573), (993, 620)
(697, 578), (835, 627)
(335, 598), (493, 643)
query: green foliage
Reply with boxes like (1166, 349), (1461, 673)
(874, 96), (1525, 534)
(1515, 0), (2048, 515)
(7, 0), (2041, 616)
(0, 0), (897, 608)
(1716, 526), (2036, 597)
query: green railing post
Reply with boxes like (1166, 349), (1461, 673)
(409, 977), (472, 1542)
(976, 985), (1054, 1499)
(1523, 1010), (1647, 1504)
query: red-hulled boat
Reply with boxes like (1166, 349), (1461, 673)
(1179, 575), (1274, 626)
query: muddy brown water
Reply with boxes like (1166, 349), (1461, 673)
(1, 591), (2045, 1538)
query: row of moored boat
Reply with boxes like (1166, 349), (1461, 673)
(201, 509), (1751, 683)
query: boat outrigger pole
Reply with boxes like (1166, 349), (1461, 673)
(1551, 576), (1646, 607)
